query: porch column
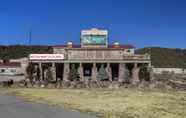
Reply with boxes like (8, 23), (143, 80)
(39, 63), (43, 81)
(118, 63), (125, 82)
(106, 63), (112, 81)
(132, 63), (140, 84)
(92, 63), (97, 81)
(63, 63), (70, 81)
(78, 63), (84, 81)
(52, 63), (56, 81)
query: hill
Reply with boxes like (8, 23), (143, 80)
(136, 47), (186, 68)
(0, 45), (185, 68)
(0, 45), (52, 59)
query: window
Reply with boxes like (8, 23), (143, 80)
(11, 69), (16, 73)
(127, 50), (131, 53)
(1, 69), (5, 73)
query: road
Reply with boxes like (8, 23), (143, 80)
(0, 92), (96, 118)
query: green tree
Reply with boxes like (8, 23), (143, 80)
(68, 64), (79, 81)
(137, 47), (186, 68)
(97, 64), (108, 81)
(139, 65), (150, 81)
(26, 63), (34, 81)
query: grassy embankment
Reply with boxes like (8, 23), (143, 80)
(7, 88), (186, 118)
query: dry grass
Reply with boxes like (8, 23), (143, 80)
(7, 88), (186, 118)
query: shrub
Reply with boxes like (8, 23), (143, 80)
(139, 65), (150, 81)
(47, 67), (54, 81)
(68, 64), (79, 81)
(97, 64), (108, 81)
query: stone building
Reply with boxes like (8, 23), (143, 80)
(29, 28), (151, 83)
(0, 61), (22, 76)
(0, 59), (27, 82)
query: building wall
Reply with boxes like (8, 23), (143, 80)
(10, 57), (29, 75)
(68, 49), (125, 60)
(0, 67), (22, 75)
(53, 48), (135, 59)
(153, 68), (186, 74)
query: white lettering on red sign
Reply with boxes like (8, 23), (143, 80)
(29, 54), (64, 60)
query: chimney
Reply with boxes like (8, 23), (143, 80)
(67, 41), (73, 48)
(113, 42), (120, 48)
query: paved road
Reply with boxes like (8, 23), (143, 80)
(0, 92), (96, 118)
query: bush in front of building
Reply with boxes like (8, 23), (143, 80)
(139, 65), (150, 81)
(124, 68), (130, 83)
(97, 64), (108, 81)
(47, 67), (54, 81)
(68, 64), (79, 81)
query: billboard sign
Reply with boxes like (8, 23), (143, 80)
(29, 54), (64, 60)
(82, 35), (107, 45)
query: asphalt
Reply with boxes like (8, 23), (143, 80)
(0, 92), (96, 118)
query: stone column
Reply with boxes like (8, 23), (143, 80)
(52, 63), (56, 81)
(132, 63), (140, 84)
(91, 63), (97, 81)
(118, 63), (125, 82)
(32, 65), (37, 81)
(63, 63), (70, 81)
(106, 63), (112, 81)
(39, 63), (43, 81)
(43, 68), (48, 81)
(78, 63), (84, 81)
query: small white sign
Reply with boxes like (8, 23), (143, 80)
(29, 54), (64, 60)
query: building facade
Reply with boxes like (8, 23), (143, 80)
(0, 58), (28, 76)
(29, 28), (151, 83)
(0, 58), (28, 82)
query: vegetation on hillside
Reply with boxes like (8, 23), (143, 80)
(0, 45), (185, 68)
(136, 47), (186, 68)
(0, 45), (52, 59)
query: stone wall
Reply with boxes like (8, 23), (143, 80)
(153, 68), (186, 74)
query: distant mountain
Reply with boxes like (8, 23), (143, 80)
(136, 47), (186, 68)
(0, 45), (185, 68)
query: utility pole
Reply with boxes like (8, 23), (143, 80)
(28, 28), (32, 45)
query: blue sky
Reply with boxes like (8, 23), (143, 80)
(0, 0), (185, 48)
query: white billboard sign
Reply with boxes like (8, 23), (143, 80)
(29, 54), (64, 60)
